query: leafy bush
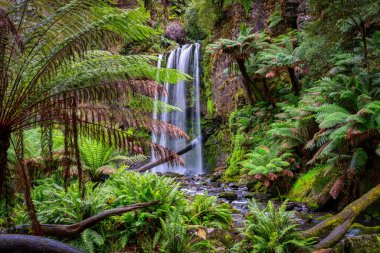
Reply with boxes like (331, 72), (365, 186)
(186, 192), (233, 229)
(240, 146), (295, 187)
(233, 200), (314, 253)
(156, 211), (214, 253)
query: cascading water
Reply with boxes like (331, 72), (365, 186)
(151, 44), (203, 175)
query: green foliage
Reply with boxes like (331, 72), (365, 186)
(207, 24), (268, 59)
(267, 4), (284, 29)
(240, 146), (292, 176)
(184, 0), (224, 39)
(12, 171), (231, 252)
(226, 105), (275, 177)
(157, 211), (214, 253)
(79, 138), (147, 180)
(0, 1), (190, 212)
(234, 200), (314, 253)
(186, 192), (233, 229)
(287, 166), (327, 210)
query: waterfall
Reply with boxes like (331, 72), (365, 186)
(151, 44), (204, 175)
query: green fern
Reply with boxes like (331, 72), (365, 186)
(186, 192), (233, 229)
(240, 146), (292, 176)
(238, 200), (315, 253)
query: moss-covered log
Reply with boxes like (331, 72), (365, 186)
(0, 234), (83, 253)
(7, 201), (159, 238)
(302, 183), (380, 250)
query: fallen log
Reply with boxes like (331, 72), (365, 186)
(135, 136), (201, 173)
(302, 183), (380, 250)
(8, 201), (159, 238)
(0, 234), (83, 253)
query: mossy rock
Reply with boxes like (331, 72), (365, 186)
(287, 166), (328, 210)
(219, 191), (238, 201)
(348, 223), (380, 235)
(343, 235), (380, 253)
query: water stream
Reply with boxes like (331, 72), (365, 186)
(151, 44), (204, 175)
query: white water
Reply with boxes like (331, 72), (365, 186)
(151, 44), (204, 175)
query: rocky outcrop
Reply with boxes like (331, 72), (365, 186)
(205, 0), (308, 119)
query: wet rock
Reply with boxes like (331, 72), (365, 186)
(286, 201), (308, 212)
(244, 192), (271, 200)
(211, 171), (223, 182)
(343, 235), (380, 253)
(228, 183), (242, 189)
(160, 172), (183, 178)
(219, 191), (238, 201)
(231, 213), (245, 227)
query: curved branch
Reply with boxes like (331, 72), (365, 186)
(8, 201), (159, 238)
(135, 137), (201, 173)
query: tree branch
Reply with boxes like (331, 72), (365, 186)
(7, 201), (159, 238)
(302, 183), (380, 249)
(135, 137), (201, 173)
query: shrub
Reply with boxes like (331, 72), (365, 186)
(186, 192), (233, 229)
(233, 200), (315, 253)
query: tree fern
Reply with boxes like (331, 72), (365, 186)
(0, 0), (189, 204)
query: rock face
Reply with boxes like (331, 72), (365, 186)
(206, 0), (308, 119)
(343, 235), (380, 253)
(164, 20), (185, 43)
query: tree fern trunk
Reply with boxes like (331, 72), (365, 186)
(0, 129), (10, 198)
(287, 67), (300, 96)
(236, 58), (265, 103)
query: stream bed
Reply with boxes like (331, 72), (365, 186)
(175, 174), (328, 231)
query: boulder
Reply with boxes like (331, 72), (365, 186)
(164, 20), (185, 43)
(219, 191), (238, 201)
(343, 234), (380, 253)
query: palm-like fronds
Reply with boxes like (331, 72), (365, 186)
(207, 23), (268, 61)
(80, 138), (148, 179)
(0, 1), (189, 196)
(240, 146), (292, 175)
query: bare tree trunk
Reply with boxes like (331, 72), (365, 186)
(287, 67), (300, 96)
(302, 183), (380, 250)
(0, 129), (10, 198)
(8, 201), (159, 238)
(0, 234), (83, 253)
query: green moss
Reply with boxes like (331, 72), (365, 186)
(225, 133), (245, 177)
(287, 166), (328, 210)
(201, 49), (216, 117)
(349, 223), (380, 235)
(316, 213), (334, 221)
(202, 120), (231, 170)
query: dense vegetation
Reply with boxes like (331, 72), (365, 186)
(0, 0), (379, 252)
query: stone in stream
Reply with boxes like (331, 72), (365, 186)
(244, 192), (271, 200)
(343, 235), (380, 253)
(219, 191), (238, 201)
